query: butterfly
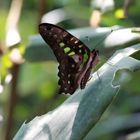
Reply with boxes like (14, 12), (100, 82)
(39, 23), (99, 94)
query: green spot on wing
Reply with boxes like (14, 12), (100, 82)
(69, 52), (75, 55)
(64, 47), (71, 53)
(59, 42), (65, 48)
(83, 52), (89, 63)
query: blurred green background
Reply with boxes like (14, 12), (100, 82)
(0, 0), (140, 140)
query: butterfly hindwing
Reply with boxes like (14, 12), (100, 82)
(39, 23), (99, 94)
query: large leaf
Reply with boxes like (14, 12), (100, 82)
(14, 44), (140, 140)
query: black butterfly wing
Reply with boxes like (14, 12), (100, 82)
(39, 23), (90, 60)
(39, 23), (98, 94)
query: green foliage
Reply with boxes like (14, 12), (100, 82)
(0, 0), (140, 140)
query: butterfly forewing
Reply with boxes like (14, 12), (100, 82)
(39, 23), (99, 94)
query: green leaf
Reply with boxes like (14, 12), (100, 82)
(14, 44), (140, 140)
(85, 113), (140, 139)
(104, 28), (140, 48)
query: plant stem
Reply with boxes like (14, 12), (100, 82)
(5, 64), (20, 140)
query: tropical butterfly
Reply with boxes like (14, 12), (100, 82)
(39, 23), (99, 94)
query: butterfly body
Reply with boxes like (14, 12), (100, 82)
(39, 23), (99, 94)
